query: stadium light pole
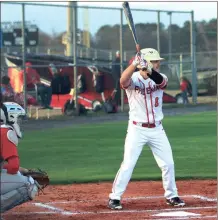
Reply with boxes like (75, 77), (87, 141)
(72, 2), (79, 115)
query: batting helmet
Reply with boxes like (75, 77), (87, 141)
(140, 48), (164, 62)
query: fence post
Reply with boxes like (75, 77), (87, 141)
(22, 3), (27, 113)
(79, 48), (83, 58)
(123, 51), (127, 62)
(190, 10), (197, 104)
(94, 49), (97, 60)
(120, 9), (124, 112)
(157, 11), (160, 53)
(66, 2), (74, 56)
(167, 11), (172, 63)
(179, 53), (183, 78)
(109, 51), (112, 69)
(6, 47), (10, 54)
(47, 48), (51, 54)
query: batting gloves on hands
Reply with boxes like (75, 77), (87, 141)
(132, 52), (141, 67)
(132, 52), (153, 73)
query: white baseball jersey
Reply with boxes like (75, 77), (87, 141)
(124, 71), (168, 123)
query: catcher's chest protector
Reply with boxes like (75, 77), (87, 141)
(0, 126), (18, 160)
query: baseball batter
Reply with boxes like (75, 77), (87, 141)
(108, 48), (185, 210)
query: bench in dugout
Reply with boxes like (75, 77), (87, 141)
(27, 76), (71, 119)
(26, 83), (52, 119)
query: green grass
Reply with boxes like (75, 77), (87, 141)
(19, 111), (217, 184)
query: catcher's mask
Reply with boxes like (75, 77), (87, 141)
(2, 102), (26, 138)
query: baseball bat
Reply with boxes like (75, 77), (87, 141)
(122, 1), (140, 52)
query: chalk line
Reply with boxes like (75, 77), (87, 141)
(154, 216), (217, 220)
(6, 212), (217, 220)
(5, 211), (56, 215)
(63, 206), (216, 215)
(192, 195), (217, 202)
(33, 202), (74, 215)
(45, 194), (217, 205)
(7, 194), (216, 217)
(9, 205), (216, 216)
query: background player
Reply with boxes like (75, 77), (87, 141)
(108, 48), (185, 210)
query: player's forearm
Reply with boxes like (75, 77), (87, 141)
(148, 69), (167, 89)
(120, 64), (136, 87)
(147, 69), (163, 84)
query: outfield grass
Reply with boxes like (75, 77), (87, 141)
(19, 111), (216, 184)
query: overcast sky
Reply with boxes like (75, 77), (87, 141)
(1, 1), (217, 35)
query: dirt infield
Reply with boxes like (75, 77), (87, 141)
(4, 180), (216, 220)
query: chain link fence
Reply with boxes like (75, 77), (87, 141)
(1, 2), (202, 113)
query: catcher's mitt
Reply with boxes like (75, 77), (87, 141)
(23, 168), (50, 191)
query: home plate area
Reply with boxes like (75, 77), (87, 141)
(3, 180), (217, 220)
(4, 195), (217, 220)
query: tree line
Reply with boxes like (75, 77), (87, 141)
(38, 19), (217, 54)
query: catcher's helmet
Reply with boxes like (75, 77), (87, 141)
(2, 102), (26, 138)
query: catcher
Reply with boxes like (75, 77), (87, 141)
(0, 100), (49, 218)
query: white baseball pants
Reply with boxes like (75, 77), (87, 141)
(109, 121), (178, 201)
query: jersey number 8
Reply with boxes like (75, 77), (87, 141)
(155, 97), (159, 107)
